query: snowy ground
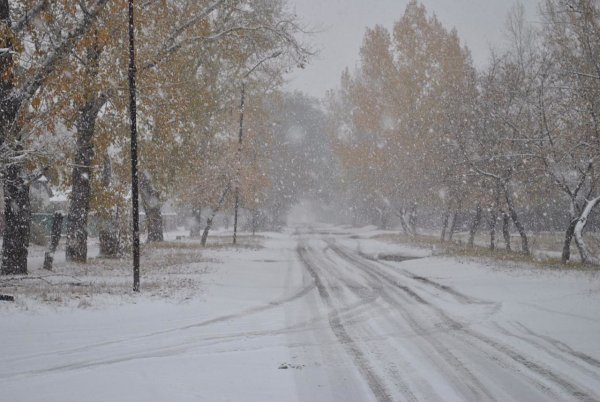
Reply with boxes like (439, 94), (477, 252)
(1, 224), (600, 401)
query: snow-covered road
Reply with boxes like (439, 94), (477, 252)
(2, 225), (600, 401)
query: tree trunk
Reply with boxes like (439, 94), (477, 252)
(65, 36), (105, 262)
(251, 210), (258, 236)
(440, 209), (450, 242)
(489, 208), (498, 251)
(1, 164), (31, 275)
(561, 198), (583, 263)
(200, 218), (213, 246)
(561, 219), (577, 264)
(98, 157), (121, 258)
(502, 211), (511, 251)
(201, 183), (230, 246)
(190, 207), (202, 238)
(394, 206), (413, 236)
(398, 208), (411, 235)
(503, 184), (529, 256)
(1, 0), (109, 271)
(489, 185), (501, 251)
(43, 212), (63, 271)
(0, 0), (22, 151)
(99, 204), (121, 259)
(379, 208), (390, 229)
(0, 0), (18, 153)
(468, 204), (482, 247)
(145, 207), (163, 242)
(0, 2), (30, 275)
(448, 210), (459, 241)
(409, 202), (417, 235)
(140, 170), (163, 242)
(573, 196), (600, 265)
(99, 219), (120, 258)
(65, 102), (96, 262)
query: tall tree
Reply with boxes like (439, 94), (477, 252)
(1, 0), (110, 274)
(328, 0), (476, 234)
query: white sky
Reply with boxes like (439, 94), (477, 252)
(285, 0), (539, 98)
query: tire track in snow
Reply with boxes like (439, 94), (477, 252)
(4, 281), (316, 366)
(329, 244), (498, 401)
(298, 245), (401, 402)
(307, 245), (424, 401)
(2, 298), (389, 381)
(331, 243), (600, 401)
(512, 321), (600, 370)
(4, 250), (389, 380)
(359, 250), (492, 306)
(491, 322), (600, 383)
(333, 245), (569, 399)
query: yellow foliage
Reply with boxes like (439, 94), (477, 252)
(31, 97), (41, 110)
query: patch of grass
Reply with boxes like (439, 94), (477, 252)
(145, 236), (264, 251)
(203, 242), (263, 250)
(2, 245), (209, 309)
(1, 234), (269, 309)
(145, 241), (204, 250)
(203, 235), (264, 250)
(372, 233), (600, 271)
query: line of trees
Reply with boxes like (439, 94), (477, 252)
(1, 0), (311, 275)
(326, 0), (600, 264)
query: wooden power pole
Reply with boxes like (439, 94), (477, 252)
(128, 0), (140, 292)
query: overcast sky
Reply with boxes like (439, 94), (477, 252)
(285, 0), (540, 98)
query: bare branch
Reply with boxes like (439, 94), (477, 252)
(13, 0), (47, 33)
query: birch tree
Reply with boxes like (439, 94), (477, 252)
(538, 0), (600, 263)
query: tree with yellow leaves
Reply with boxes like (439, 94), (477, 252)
(1, 0), (110, 275)
(328, 0), (476, 234)
(59, 0), (311, 259)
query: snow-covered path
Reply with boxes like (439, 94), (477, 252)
(2, 225), (600, 401)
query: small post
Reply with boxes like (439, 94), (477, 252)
(43, 212), (64, 271)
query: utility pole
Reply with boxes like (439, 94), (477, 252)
(232, 51), (281, 245)
(128, 0), (140, 292)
